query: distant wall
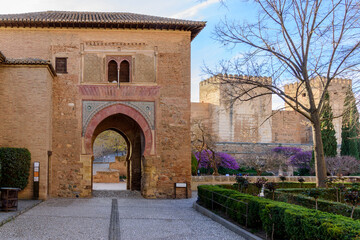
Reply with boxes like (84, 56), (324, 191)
(284, 77), (351, 144)
(215, 141), (313, 161)
(272, 111), (312, 144)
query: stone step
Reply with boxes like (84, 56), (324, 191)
(92, 190), (142, 199)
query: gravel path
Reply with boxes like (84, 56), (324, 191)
(0, 192), (244, 240)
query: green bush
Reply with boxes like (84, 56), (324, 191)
(275, 187), (353, 202)
(0, 147), (31, 189)
(280, 182), (316, 188)
(198, 185), (360, 240)
(191, 153), (197, 176)
(230, 182), (319, 195)
(269, 189), (360, 220)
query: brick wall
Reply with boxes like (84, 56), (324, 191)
(0, 66), (53, 199)
(272, 110), (312, 144)
(215, 142), (313, 161)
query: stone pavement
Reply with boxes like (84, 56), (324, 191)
(0, 200), (42, 226)
(93, 183), (127, 191)
(0, 192), (244, 240)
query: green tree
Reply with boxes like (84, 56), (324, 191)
(341, 87), (359, 159)
(93, 130), (127, 159)
(191, 153), (198, 176)
(321, 92), (337, 157)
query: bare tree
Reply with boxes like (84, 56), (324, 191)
(243, 151), (287, 176)
(208, 0), (360, 187)
(191, 120), (221, 175)
(326, 156), (360, 176)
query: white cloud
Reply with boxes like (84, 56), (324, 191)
(171, 0), (219, 19)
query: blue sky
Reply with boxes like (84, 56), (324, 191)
(0, 0), (283, 109)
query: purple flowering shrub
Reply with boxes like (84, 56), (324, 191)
(195, 150), (239, 170)
(272, 146), (302, 157)
(288, 151), (312, 170)
(271, 147), (313, 175)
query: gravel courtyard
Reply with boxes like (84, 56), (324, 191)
(0, 192), (243, 240)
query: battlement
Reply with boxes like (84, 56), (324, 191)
(200, 74), (272, 86)
(284, 77), (352, 91)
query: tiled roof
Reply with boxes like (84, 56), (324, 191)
(0, 11), (206, 40)
(4, 58), (51, 65)
(0, 53), (56, 76)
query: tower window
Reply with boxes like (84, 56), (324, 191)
(120, 60), (130, 82)
(106, 56), (132, 83)
(55, 58), (67, 73)
(108, 60), (118, 83)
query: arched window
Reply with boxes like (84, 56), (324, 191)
(119, 60), (130, 82)
(108, 60), (118, 83)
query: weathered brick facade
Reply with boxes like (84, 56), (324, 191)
(0, 11), (205, 199)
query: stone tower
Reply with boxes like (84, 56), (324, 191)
(284, 77), (352, 144)
(197, 74), (272, 143)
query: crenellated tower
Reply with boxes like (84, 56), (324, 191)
(284, 77), (352, 144)
(198, 74), (273, 143)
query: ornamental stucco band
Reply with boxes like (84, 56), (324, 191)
(82, 100), (155, 136)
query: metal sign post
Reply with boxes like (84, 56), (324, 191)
(174, 182), (188, 199)
(33, 162), (40, 200)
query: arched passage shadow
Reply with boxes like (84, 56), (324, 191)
(84, 104), (152, 156)
(91, 114), (144, 191)
(84, 104), (152, 192)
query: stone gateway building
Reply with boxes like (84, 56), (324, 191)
(0, 11), (205, 199)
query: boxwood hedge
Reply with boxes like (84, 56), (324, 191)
(0, 147), (31, 189)
(270, 189), (360, 220)
(198, 185), (360, 240)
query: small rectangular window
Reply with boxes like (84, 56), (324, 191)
(56, 57), (67, 73)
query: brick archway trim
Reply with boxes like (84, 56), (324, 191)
(84, 104), (153, 156)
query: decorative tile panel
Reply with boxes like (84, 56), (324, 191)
(82, 100), (155, 136)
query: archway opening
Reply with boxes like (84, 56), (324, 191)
(92, 130), (128, 190)
(91, 113), (145, 192)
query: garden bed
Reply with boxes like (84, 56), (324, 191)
(222, 182), (360, 219)
(198, 185), (360, 240)
(270, 188), (360, 219)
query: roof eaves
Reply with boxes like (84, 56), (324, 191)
(3, 58), (56, 77)
(0, 11), (206, 40)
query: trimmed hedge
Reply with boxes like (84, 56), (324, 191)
(0, 147), (31, 189)
(270, 189), (360, 220)
(198, 185), (360, 240)
(229, 182), (319, 196)
(275, 187), (352, 202)
(276, 182), (316, 188)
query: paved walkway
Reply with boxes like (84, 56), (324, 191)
(0, 192), (244, 240)
(0, 200), (41, 226)
(93, 183), (127, 190)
